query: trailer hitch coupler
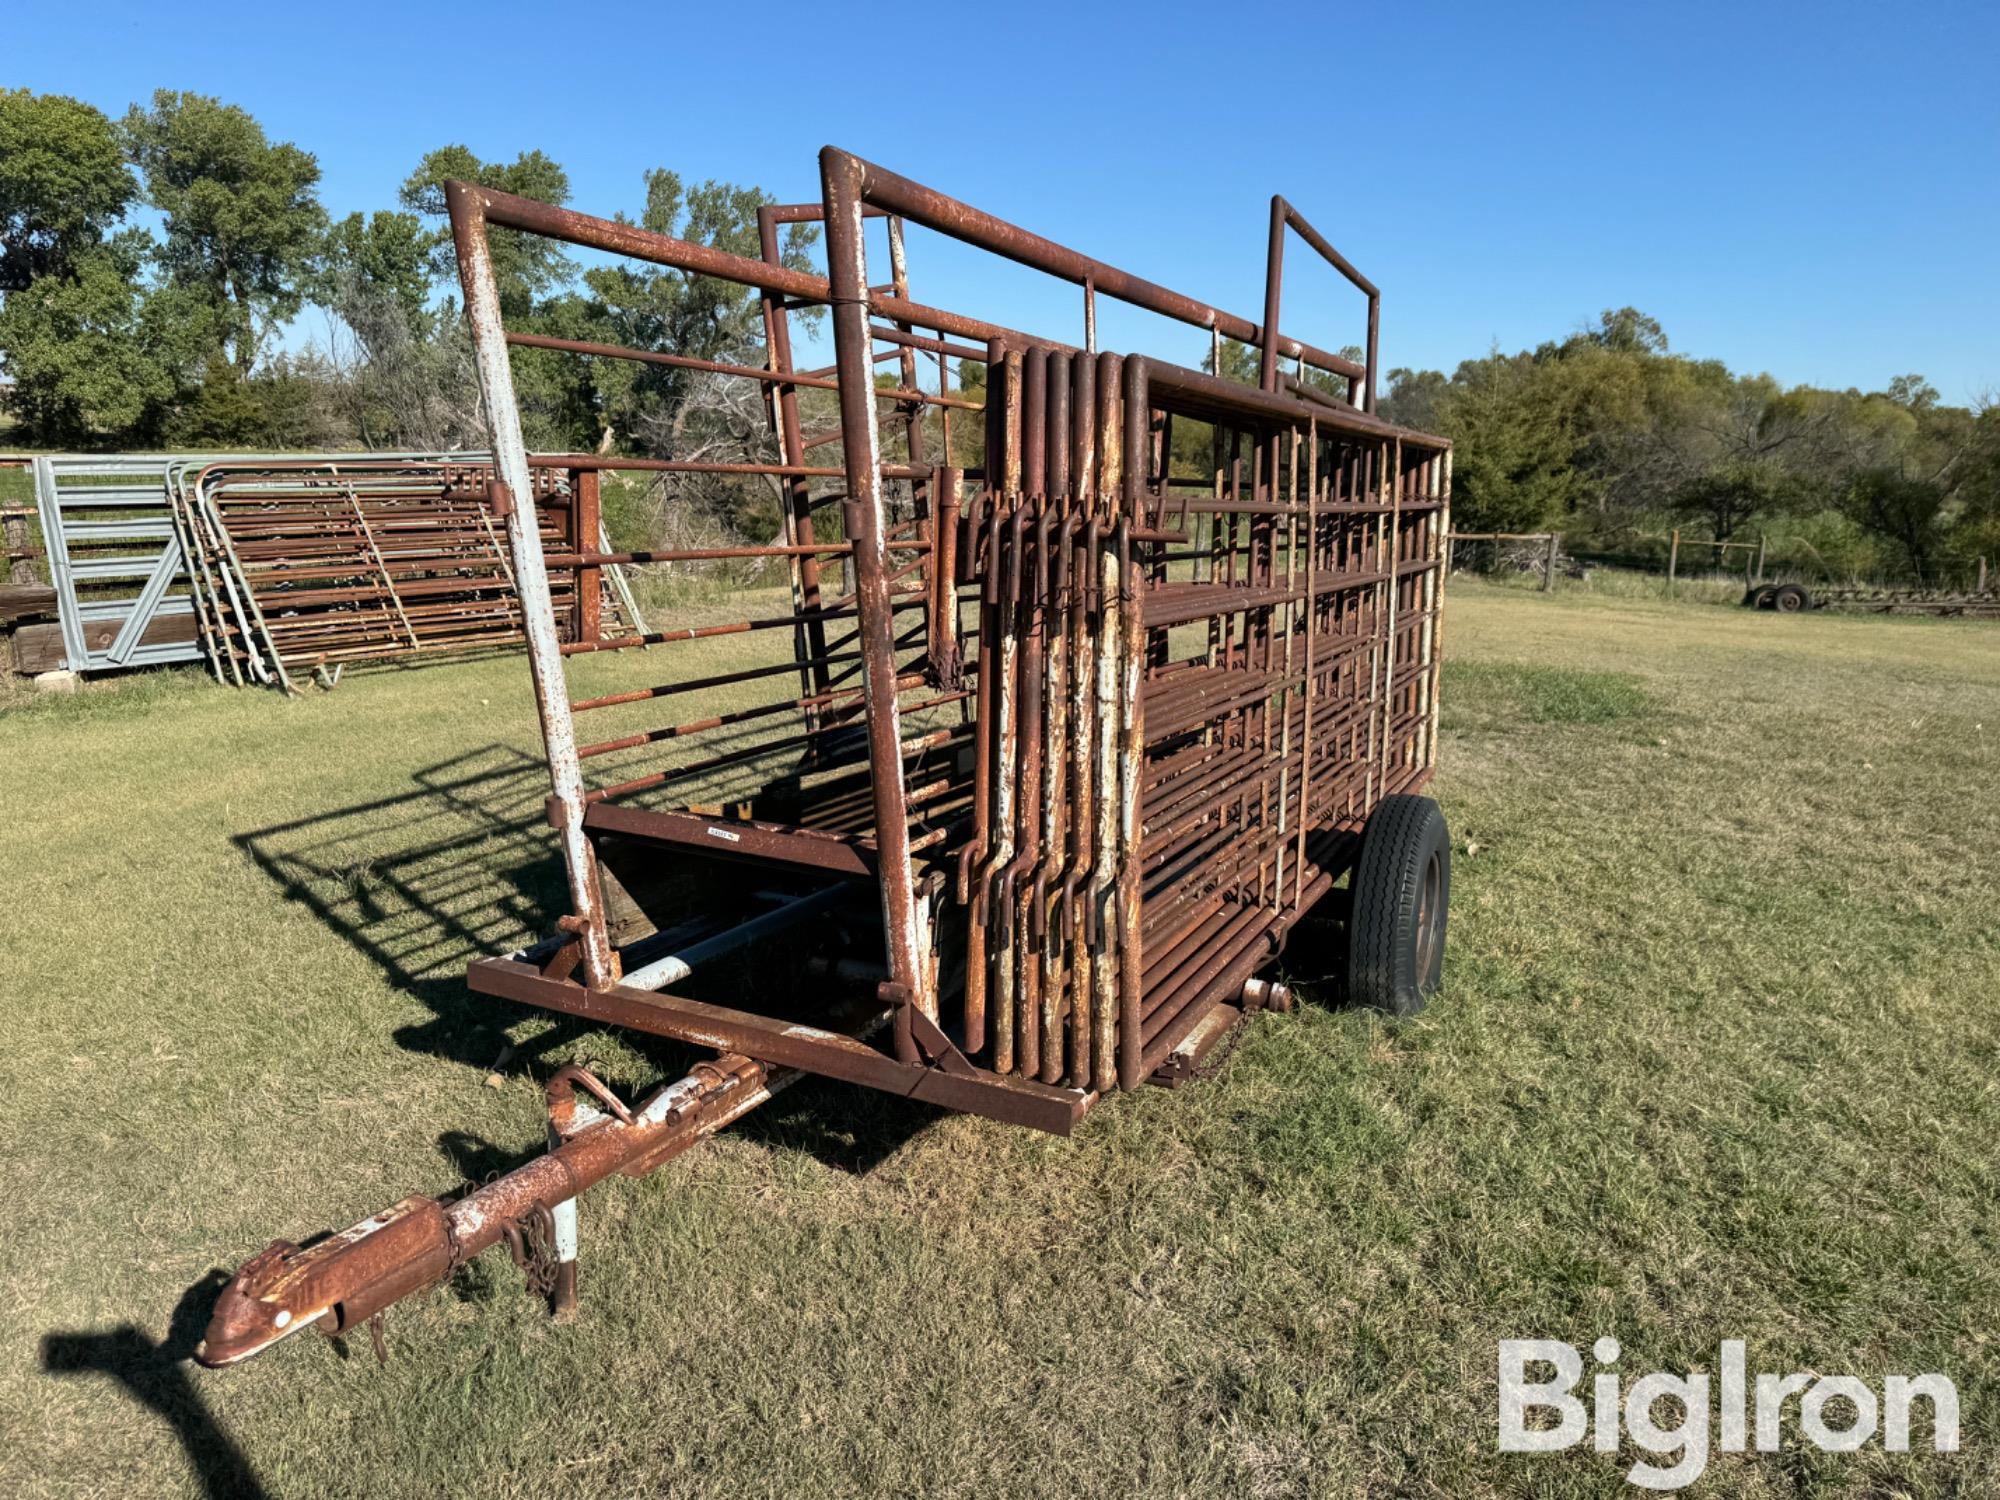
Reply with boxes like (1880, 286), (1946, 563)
(196, 1196), (454, 1368)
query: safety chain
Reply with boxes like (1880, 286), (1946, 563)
(500, 1204), (561, 1299)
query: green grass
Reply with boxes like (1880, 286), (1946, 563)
(3, 579), (1997, 1498)
(1478, 562), (1752, 608)
(1443, 660), (1656, 728)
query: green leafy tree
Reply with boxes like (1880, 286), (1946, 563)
(0, 228), (212, 442)
(0, 89), (213, 443)
(1584, 306), (1668, 356)
(1440, 351), (1588, 531)
(1203, 335), (1261, 385)
(1842, 469), (1948, 579)
(0, 88), (136, 291)
(1670, 464), (1789, 543)
(122, 90), (327, 372)
(400, 146), (573, 317)
(1380, 366), (1449, 432)
(319, 210), (431, 329)
(171, 350), (268, 446)
(582, 169), (817, 457)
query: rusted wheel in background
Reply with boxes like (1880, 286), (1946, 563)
(1772, 583), (1811, 612)
(1745, 584), (1777, 609)
(1347, 794), (1451, 1017)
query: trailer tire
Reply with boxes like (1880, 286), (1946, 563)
(1744, 584), (1777, 609)
(1772, 583), (1811, 613)
(1347, 794), (1450, 1017)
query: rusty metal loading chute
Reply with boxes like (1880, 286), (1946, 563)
(198, 146), (1453, 1367)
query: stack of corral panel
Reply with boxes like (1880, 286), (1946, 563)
(10, 452), (644, 686)
(961, 347), (1448, 1092)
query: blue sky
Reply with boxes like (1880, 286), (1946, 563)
(12, 0), (1998, 400)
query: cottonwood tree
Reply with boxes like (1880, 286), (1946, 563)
(400, 146), (574, 316)
(123, 90), (327, 374)
(0, 88), (135, 291)
(0, 89), (210, 442)
(396, 146), (588, 449)
(577, 170), (819, 540)
(319, 210), (432, 331)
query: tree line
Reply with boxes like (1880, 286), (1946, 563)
(0, 86), (816, 541)
(2, 87), (1995, 582)
(1375, 310), (1998, 584)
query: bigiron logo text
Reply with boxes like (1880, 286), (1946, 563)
(1497, 1339), (1959, 1491)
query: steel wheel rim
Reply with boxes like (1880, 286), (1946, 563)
(1414, 848), (1443, 982)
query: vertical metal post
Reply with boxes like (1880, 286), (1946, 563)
(1380, 441), (1404, 780)
(1115, 519), (1143, 1091)
(1295, 422), (1319, 903)
(1259, 196), (1285, 395)
(757, 207), (832, 715)
(819, 148), (930, 1059)
(574, 468), (602, 646)
(1410, 456), (1437, 771)
(1363, 291), (1380, 414)
(885, 216), (930, 526)
(1425, 447), (1451, 772)
(448, 182), (616, 989)
(548, 1100), (586, 1321)
(1274, 424), (1298, 909)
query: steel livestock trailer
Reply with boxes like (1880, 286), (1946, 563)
(199, 148), (1455, 1368)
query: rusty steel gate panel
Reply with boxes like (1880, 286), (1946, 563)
(200, 147), (1452, 1367)
(171, 457), (643, 689)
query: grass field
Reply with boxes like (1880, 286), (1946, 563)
(2, 580), (1996, 1498)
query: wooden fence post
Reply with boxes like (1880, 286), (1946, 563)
(1543, 532), (1559, 592)
(1979, 556), (1990, 594)
(1667, 528), (1679, 593)
(3, 506), (32, 585)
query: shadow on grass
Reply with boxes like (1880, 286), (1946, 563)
(40, 1273), (272, 1500)
(234, 744), (580, 1074)
(235, 744), (935, 1177)
(435, 1072), (938, 1185)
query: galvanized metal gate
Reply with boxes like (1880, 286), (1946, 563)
(32, 455), (205, 672)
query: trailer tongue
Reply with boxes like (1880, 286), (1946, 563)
(198, 1057), (787, 1367)
(200, 147), (1453, 1367)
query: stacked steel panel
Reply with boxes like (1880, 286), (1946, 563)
(168, 458), (639, 688)
(959, 347), (1448, 1091)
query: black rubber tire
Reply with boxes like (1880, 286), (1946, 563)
(1772, 583), (1811, 613)
(1744, 584), (1777, 609)
(1347, 794), (1450, 1016)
